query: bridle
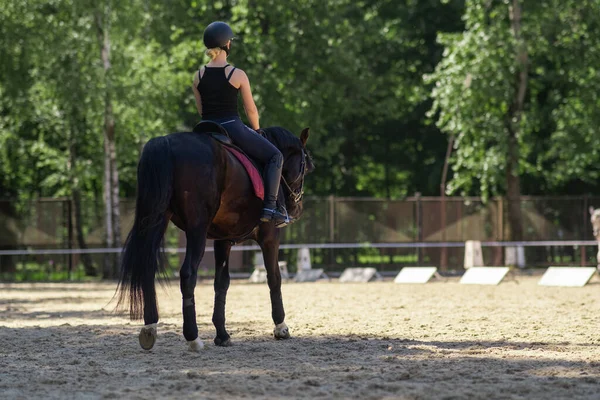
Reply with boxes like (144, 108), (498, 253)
(280, 149), (307, 204)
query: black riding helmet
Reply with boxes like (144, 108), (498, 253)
(203, 21), (235, 53)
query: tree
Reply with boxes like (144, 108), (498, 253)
(428, 0), (600, 240)
(0, 0), (186, 277)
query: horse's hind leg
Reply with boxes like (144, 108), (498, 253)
(212, 240), (233, 346)
(138, 214), (171, 351)
(180, 225), (208, 351)
(258, 224), (290, 340)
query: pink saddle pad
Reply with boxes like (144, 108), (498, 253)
(224, 147), (264, 201)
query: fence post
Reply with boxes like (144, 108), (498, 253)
(498, 196), (504, 265)
(440, 196), (447, 272)
(329, 195), (335, 268)
(415, 193), (422, 265)
(498, 196), (504, 241)
(583, 195), (588, 266)
(67, 199), (73, 280)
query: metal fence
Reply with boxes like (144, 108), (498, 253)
(1, 196), (598, 279)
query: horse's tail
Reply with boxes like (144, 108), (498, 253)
(117, 136), (173, 320)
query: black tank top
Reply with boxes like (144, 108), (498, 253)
(197, 64), (239, 120)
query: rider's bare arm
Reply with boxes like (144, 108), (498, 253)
(192, 70), (203, 116)
(231, 69), (260, 130)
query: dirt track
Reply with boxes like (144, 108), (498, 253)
(1, 275), (600, 399)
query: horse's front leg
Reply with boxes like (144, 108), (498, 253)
(258, 223), (290, 339)
(212, 240), (233, 346)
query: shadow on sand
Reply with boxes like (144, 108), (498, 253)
(1, 323), (599, 400)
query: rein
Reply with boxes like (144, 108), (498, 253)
(280, 149), (306, 204)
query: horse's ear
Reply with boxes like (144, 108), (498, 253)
(300, 127), (310, 146)
(590, 206), (595, 216)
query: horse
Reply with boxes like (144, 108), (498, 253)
(117, 125), (314, 351)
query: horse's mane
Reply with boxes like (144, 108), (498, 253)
(262, 126), (302, 151)
(263, 126), (314, 168)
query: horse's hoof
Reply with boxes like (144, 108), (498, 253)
(139, 323), (157, 350)
(187, 338), (205, 352)
(214, 336), (232, 347)
(273, 322), (290, 340)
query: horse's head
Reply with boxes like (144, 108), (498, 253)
(590, 207), (600, 239)
(263, 127), (315, 220)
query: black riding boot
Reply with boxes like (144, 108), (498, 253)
(260, 153), (289, 226)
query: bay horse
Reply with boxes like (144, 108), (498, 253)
(117, 125), (313, 351)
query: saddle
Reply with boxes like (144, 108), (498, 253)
(192, 121), (233, 145)
(192, 121), (264, 201)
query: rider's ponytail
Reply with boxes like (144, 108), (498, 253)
(205, 47), (222, 60)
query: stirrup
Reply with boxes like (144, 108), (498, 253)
(275, 218), (293, 228)
(260, 208), (290, 226)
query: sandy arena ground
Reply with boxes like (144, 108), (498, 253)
(1, 275), (600, 399)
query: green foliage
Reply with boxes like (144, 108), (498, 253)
(2, 0), (600, 210)
(0, 0), (466, 203)
(428, 0), (600, 198)
(534, 0), (600, 188)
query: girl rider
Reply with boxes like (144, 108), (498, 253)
(192, 21), (288, 226)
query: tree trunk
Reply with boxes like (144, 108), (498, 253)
(505, 135), (523, 241)
(73, 189), (96, 276)
(505, 0), (528, 242)
(95, 3), (119, 278)
(109, 127), (120, 248)
(109, 132), (121, 278)
(68, 123), (96, 277)
(0, 202), (17, 274)
(384, 158), (390, 198)
(440, 135), (454, 271)
(102, 133), (114, 278)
